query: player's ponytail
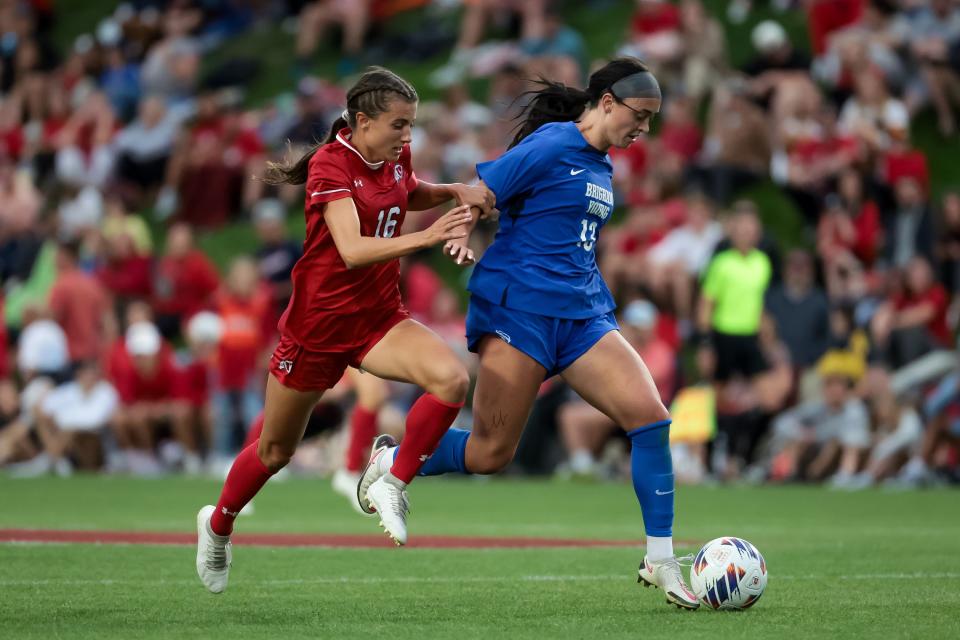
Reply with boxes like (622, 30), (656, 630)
(264, 67), (418, 185)
(510, 57), (653, 148)
(509, 80), (590, 149)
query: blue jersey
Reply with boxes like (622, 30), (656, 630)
(469, 121), (616, 319)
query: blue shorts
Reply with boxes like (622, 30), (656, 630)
(465, 295), (619, 378)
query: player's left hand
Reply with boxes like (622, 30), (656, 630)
(451, 183), (495, 216)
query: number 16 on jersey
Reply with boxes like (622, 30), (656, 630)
(375, 206), (400, 238)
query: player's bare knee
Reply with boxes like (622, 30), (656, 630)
(468, 442), (513, 474)
(620, 400), (670, 430)
(257, 440), (294, 473)
(424, 362), (469, 404)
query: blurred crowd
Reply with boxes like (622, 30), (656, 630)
(1, 0), (959, 490)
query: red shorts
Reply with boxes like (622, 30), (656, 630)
(269, 308), (409, 392)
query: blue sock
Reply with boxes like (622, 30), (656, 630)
(393, 428), (470, 476)
(627, 420), (674, 538)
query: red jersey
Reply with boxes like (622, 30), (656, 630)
(105, 339), (183, 405)
(153, 250), (220, 319)
(278, 128), (419, 351)
(216, 285), (274, 390)
(893, 285), (951, 346)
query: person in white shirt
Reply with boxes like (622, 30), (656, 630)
(646, 191), (723, 331)
(31, 360), (119, 476)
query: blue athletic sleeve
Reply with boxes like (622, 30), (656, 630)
(476, 134), (552, 208)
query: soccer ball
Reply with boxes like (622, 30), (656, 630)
(690, 537), (767, 610)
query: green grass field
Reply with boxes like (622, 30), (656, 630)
(1, 476), (958, 639)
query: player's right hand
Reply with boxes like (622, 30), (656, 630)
(421, 205), (473, 247)
(444, 239), (475, 266)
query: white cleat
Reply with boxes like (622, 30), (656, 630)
(332, 468), (365, 514)
(637, 555), (700, 610)
(196, 505), (232, 594)
(365, 476), (409, 546)
(356, 434), (397, 515)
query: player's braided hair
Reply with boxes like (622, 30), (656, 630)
(264, 67), (418, 185)
(509, 58), (651, 149)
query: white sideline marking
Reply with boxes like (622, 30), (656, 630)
(1, 572), (958, 587)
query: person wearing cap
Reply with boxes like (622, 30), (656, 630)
(741, 19), (811, 110)
(177, 311), (223, 469)
(0, 318), (70, 474)
(111, 321), (197, 475)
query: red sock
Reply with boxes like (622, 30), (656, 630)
(241, 412), (265, 450)
(345, 405), (378, 472)
(390, 393), (463, 484)
(210, 440), (273, 536)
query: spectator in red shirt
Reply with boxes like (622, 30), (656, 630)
(166, 95), (267, 228)
(48, 240), (113, 365)
(95, 231), (154, 307)
(658, 94), (702, 164)
(111, 321), (198, 475)
(211, 257), (270, 458)
(806, 0), (864, 56)
(819, 170), (883, 294)
(871, 257), (951, 368)
(152, 222), (219, 340)
(626, 0), (684, 79)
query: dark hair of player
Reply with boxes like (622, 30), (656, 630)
(264, 66), (419, 186)
(509, 57), (652, 149)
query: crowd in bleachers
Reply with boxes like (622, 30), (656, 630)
(1, 0), (958, 489)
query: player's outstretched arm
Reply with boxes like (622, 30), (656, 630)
(324, 197), (472, 269)
(407, 181), (495, 213)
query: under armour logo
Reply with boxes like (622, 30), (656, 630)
(221, 506), (239, 517)
(354, 178), (363, 188)
(419, 454), (430, 462)
(277, 359), (294, 374)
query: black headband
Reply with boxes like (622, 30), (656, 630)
(609, 71), (662, 101)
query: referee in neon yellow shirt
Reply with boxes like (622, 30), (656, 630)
(697, 202), (773, 381)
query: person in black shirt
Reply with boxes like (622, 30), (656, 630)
(252, 199), (302, 316)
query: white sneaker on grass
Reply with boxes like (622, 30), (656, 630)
(364, 475), (409, 546)
(356, 434), (397, 515)
(637, 555), (700, 610)
(196, 505), (232, 593)
(332, 468), (365, 514)
(7, 453), (52, 478)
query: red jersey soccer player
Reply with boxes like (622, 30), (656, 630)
(196, 67), (493, 594)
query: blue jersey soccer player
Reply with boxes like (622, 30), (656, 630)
(358, 58), (700, 610)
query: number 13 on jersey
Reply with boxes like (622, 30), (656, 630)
(578, 218), (597, 251)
